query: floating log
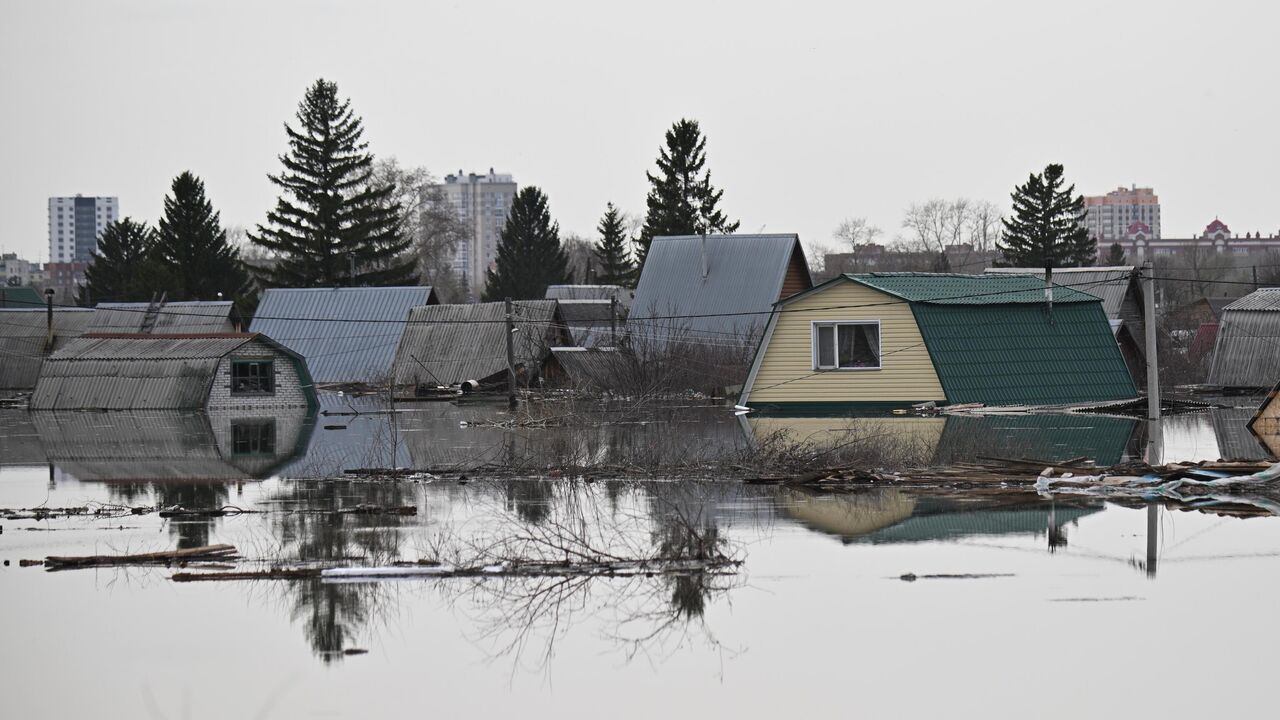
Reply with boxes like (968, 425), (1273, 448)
(45, 544), (238, 569)
(171, 568), (322, 582)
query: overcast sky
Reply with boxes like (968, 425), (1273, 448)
(2, 0), (1277, 263)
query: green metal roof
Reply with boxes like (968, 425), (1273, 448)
(847, 272), (1102, 305)
(911, 301), (1137, 405)
(0, 286), (43, 308)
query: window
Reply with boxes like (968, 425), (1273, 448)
(813, 321), (881, 370)
(231, 419), (276, 455)
(231, 359), (275, 395)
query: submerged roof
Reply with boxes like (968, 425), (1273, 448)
(30, 332), (310, 410)
(631, 234), (811, 342)
(844, 272), (1103, 305)
(0, 308), (95, 390)
(249, 286), (437, 383)
(392, 300), (564, 386)
(557, 299), (618, 348)
(984, 266), (1138, 319)
(89, 300), (240, 334)
(1208, 289), (1280, 387)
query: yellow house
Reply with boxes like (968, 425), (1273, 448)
(739, 273), (1136, 411)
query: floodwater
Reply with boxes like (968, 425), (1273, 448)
(1, 396), (1277, 719)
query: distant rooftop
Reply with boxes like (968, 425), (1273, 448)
(443, 168), (514, 184)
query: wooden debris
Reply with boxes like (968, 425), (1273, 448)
(171, 567), (322, 582)
(45, 544), (238, 570)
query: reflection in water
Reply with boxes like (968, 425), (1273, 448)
(778, 487), (1103, 551)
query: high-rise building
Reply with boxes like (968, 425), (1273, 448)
(48, 195), (118, 263)
(435, 170), (515, 297)
(1083, 186), (1161, 248)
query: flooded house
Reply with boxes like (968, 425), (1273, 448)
(0, 307), (95, 394)
(985, 266), (1146, 385)
(1207, 289), (1280, 390)
(629, 234), (812, 348)
(392, 300), (569, 391)
(248, 286), (438, 385)
(88, 299), (242, 333)
(30, 332), (317, 411)
(739, 272), (1136, 411)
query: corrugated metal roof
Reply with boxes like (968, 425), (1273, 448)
(631, 234), (810, 343)
(392, 300), (564, 386)
(545, 285), (633, 310)
(1223, 288), (1280, 312)
(0, 287), (44, 308)
(1208, 293), (1280, 387)
(30, 334), (309, 410)
(249, 286), (436, 383)
(89, 301), (239, 333)
(911, 301), (1137, 405)
(557, 299), (618, 347)
(0, 308), (95, 390)
(550, 348), (629, 390)
(849, 272), (1103, 305)
(984, 266), (1137, 318)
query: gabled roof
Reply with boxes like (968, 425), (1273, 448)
(0, 308), (95, 390)
(0, 286), (43, 308)
(392, 300), (564, 386)
(30, 332), (312, 410)
(1208, 289), (1280, 388)
(556, 299), (618, 348)
(89, 300), (240, 334)
(984, 266), (1138, 319)
(249, 286), (437, 383)
(846, 272), (1103, 305)
(545, 285), (633, 309)
(1223, 288), (1280, 312)
(631, 234), (811, 342)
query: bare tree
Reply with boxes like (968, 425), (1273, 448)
(560, 232), (598, 284)
(833, 217), (883, 250)
(902, 199), (970, 271)
(371, 157), (468, 301)
(966, 200), (1004, 253)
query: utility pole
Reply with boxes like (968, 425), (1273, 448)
(1141, 260), (1162, 464)
(1254, 266), (1260, 292)
(609, 296), (618, 347)
(45, 288), (54, 352)
(505, 297), (516, 409)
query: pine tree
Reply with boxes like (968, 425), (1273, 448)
(249, 79), (416, 287)
(594, 202), (635, 286)
(151, 172), (251, 301)
(79, 218), (158, 304)
(1105, 242), (1127, 266)
(997, 163), (1096, 268)
(482, 186), (570, 301)
(637, 119), (739, 263)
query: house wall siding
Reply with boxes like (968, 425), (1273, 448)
(747, 281), (947, 404)
(207, 340), (310, 410)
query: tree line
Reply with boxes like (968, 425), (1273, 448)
(84, 76), (1110, 306)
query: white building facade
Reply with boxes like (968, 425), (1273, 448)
(48, 195), (118, 263)
(435, 170), (515, 297)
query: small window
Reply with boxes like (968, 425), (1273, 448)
(231, 359), (275, 395)
(231, 419), (277, 455)
(813, 322), (881, 370)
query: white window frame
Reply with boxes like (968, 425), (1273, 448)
(811, 320), (882, 371)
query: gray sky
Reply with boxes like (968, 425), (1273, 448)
(2, 0), (1277, 263)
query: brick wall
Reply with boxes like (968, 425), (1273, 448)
(207, 340), (312, 411)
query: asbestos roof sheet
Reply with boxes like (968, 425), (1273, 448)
(29, 334), (275, 410)
(392, 300), (564, 386)
(1208, 301), (1280, 388)
(631, 234), (809, 343)
(849, 272), (1103, 305)
(984, 266), (1137, 318)
(1223, 288), (1280, 312)
(249, 286), (436, 384)
(0, 308), (95, 390)
(550, 348), (629, 390)
(89, 301), (239, 333)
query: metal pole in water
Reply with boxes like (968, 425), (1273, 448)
(1145, 503), (1158, 578)
(505, 297), (516, 409)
